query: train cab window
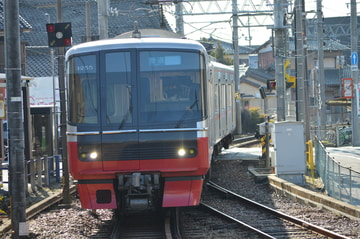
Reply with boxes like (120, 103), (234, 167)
(67, 54), (98, 124)
(139, 51), (203, 125)
(104, 52), (132, 125)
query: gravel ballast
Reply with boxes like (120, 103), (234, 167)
(2, 153), (359, 238)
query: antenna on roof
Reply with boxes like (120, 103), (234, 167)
(132, 21), (141, 38)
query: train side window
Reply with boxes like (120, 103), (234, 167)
(221, 84), (226, 110)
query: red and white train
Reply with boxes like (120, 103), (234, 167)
(65, 31), (235, 210)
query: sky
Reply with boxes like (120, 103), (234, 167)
(163, 0), (351, 46)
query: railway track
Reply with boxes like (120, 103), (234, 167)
(109, 208), (182, 239)
(231, 135), (259, 148)
(200, 181), (350, 239)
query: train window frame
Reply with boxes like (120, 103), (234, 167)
(199, 52), (207, 120)
(67, 47), (208, 128)
(103, 51), (133, 126)
(138, 49), (205, 126)
(67, 53), (99, 125)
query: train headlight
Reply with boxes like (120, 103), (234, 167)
(178, 148), (186, 157)
(79, 151), (99, 160)
(80, 153), (87, 159)
(89, 151), (98, 160)
(189, 149), (195, 155)
(177, 148), (197, 157)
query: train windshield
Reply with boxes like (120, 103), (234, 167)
(67, 49), (205, 128)
(67, 54), (98, 124)
(139, 51), (204, 127)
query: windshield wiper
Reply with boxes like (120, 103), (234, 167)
(175, 91), (199, 128)
(119, 85), (133, 129)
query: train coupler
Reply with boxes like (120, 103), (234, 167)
(117, 172), (161, 209)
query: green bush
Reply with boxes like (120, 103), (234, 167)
(242, 107), (264, 133)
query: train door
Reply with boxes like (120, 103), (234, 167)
(220, 83), (226, 137)
(227, 82), (234, 132)
(100, 50), (140, 171)
(214, 82), (220, 140)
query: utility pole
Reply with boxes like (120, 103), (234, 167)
(85, 1), (92, 42)
(97, 0), (109, 39)
(233, 0), (242, 134)
(351, 0), (360, 146)
(274, 0), (286, 121)
(175, 0), (242, 133)
(4, 0), (28, 237)
(57, 0), (71, 206)
(294, 0), (309, 135)
(316, 0), (326, 140)
(175, 1), (184, 37)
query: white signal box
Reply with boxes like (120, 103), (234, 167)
(272, 121), (306, 185)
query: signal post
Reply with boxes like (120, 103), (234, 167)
(351, 0), (360, 146)
(46, 0), (73, 205)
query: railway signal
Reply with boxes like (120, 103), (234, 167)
(259, 86), (266, 99)
(46, 22), (72, 47)
(267, 79), (276, 90)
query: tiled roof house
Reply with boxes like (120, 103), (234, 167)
(0, 1), (32, 73)
(15, 0), (171, 77)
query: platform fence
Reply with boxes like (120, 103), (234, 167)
(315, 137), (360, 206)
(1, 155), (61, 191)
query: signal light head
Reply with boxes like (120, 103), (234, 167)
(63, 38), (72, 46)
(46, 22), (72, 47)
(267, 79), (276, 90)
(46, 24), (55, 33)
(56, 31), (63, 39)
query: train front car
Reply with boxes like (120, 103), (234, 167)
(65, 38), (210, 210)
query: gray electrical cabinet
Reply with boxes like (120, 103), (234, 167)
(272, 121), (306, 184)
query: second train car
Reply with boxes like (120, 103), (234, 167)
(65, 33), (235, 210)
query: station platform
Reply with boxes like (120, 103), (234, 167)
(218, 143), (360, 173)
(215, 147), (261, 163)
(326, 146), (360, 172)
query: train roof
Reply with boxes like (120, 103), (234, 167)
(65, 37), (207, 59)
(211, 61), (234, 71)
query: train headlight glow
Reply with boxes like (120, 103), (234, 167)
(178, 148), (186, 157)
(79, 151), (99, 160)
(89, 151), (98, 160)
(177, 148), (197, 157)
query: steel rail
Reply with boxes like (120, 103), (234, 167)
(199, 202), (276, 239)
(207, 181), (351, 239)
(230, 135), (259, 148)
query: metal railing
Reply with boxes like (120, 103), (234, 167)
(315, 137), (360, 206)
(26, 155), (62, 190)
(317, 125), (352, 147)
(1, 155), (61, 190)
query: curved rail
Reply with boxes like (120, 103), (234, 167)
(199, 202), (276, 238)
(206, 181), (351, 239)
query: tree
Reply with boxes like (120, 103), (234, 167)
(211, 41), (233, 65)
